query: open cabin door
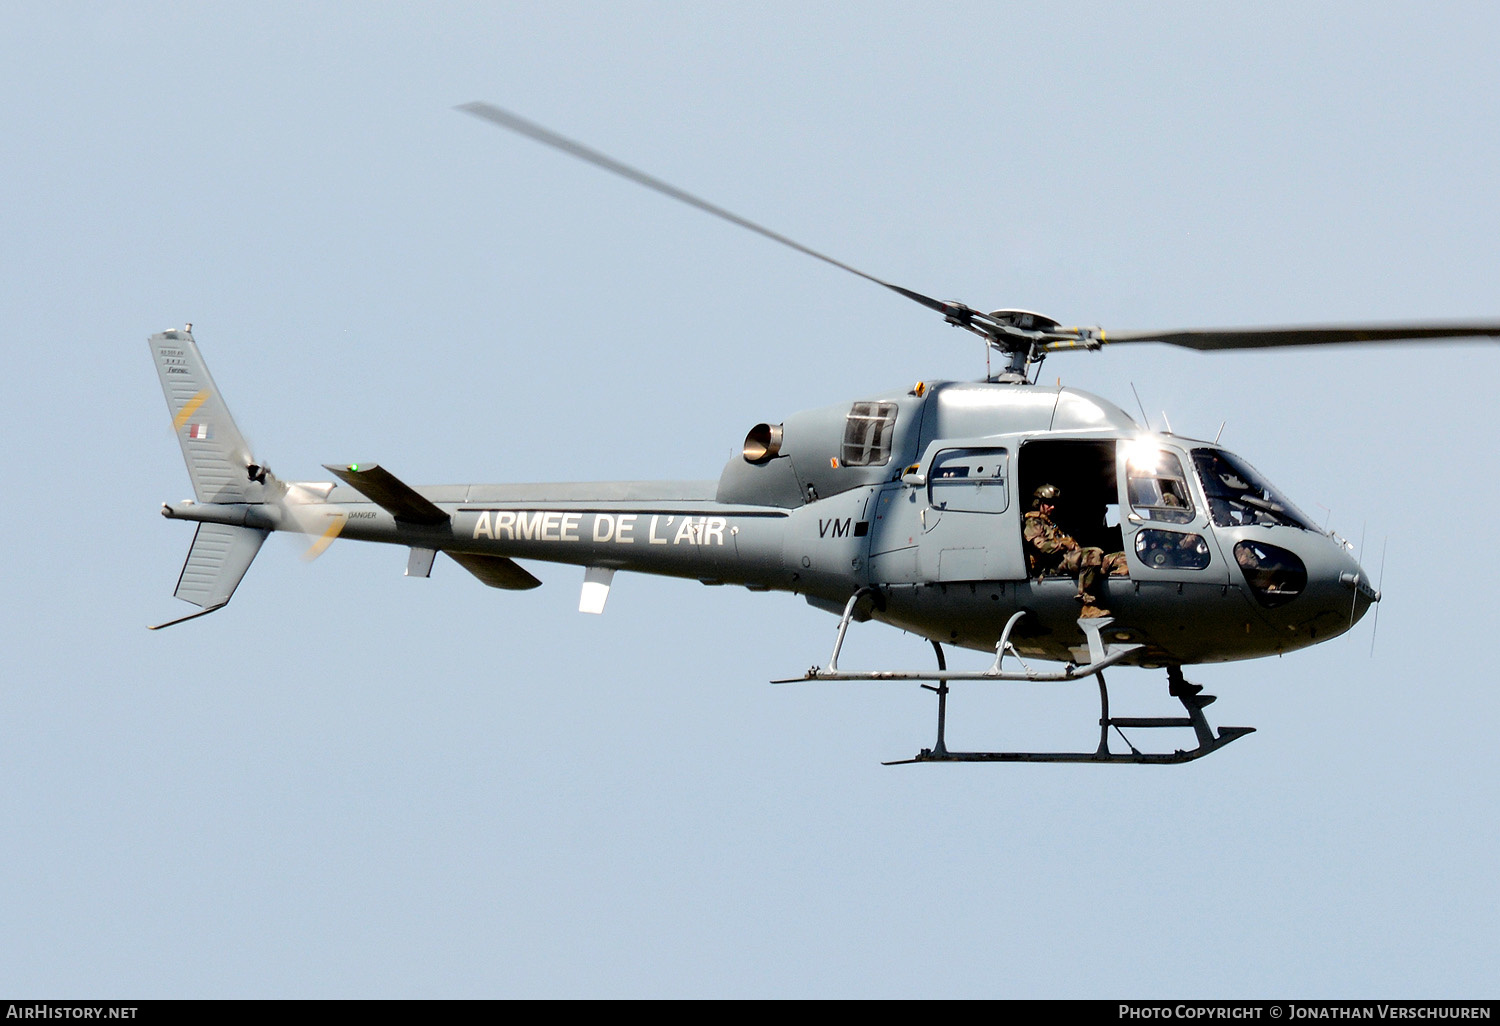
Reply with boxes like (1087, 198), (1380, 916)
(1017, 437), (1125, 570)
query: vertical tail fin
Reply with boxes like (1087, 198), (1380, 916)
(149, 327), (265, 503)
(149, 327), (273, 628)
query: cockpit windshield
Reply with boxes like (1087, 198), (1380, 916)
(1191, 449), (1317, 531)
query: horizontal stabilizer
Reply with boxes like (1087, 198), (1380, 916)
(447, 552), (543, 590)
(150, 522), (269, 629)
(324, 463), (449, 525)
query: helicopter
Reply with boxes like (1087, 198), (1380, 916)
(148, 102), (1500, 765)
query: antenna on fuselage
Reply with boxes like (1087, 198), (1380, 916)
(1129, 383), (1150, 431)
(1350, 522), (1367, 631)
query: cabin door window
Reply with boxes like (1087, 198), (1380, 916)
(928, 447), (1009, 514)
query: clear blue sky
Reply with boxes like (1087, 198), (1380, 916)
(2, 2), (1496, 998)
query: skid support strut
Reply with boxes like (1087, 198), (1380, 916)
(923, 640), (952, 759)
(782, 599), (1141, 685)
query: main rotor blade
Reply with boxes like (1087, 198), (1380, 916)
(1092, 322), (1500, 351)
(456, 101), (960, 318)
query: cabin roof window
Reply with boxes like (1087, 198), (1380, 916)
(841, 401), (897, 467)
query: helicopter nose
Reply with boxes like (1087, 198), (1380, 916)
(1340, 568), (1381, 604)
(1338, 548), (1381, 626)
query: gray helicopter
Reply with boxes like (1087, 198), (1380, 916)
(148, 103), (1499, 765)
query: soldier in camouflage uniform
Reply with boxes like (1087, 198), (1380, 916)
(1023, 484), (1128, 618)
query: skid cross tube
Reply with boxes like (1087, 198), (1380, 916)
(777, 607), (1141, 684)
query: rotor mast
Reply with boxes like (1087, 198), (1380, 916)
(943, 308), (1108, 383)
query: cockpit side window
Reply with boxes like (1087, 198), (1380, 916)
(1126, 447), (1195, 525)
(1136, 529), (1211, 570)
(1191, 449), (1316, 531)
(841, 402), (897, 467)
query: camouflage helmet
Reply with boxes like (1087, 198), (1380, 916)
(1031, 484), (1061, 509)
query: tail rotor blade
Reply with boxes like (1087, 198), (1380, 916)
(300, 512), (347, 562)
(263, 476), (344, 562)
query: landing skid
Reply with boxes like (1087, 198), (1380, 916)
(882, 663), (1255, 765)
(780, 590), (1254, 765)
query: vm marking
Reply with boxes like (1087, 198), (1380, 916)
(819, 517), (852, 539)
